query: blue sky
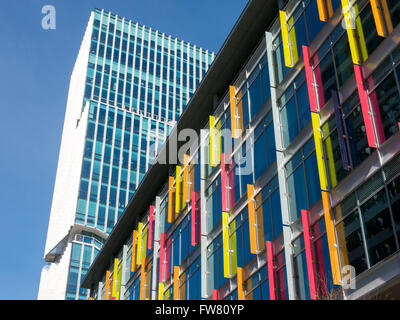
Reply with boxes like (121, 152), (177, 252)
(0, 0), (248, 300)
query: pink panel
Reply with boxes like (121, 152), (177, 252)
(313, 54), (326, 108)
(302, 45), (319, 113)
(367, 74), (386, 145)
(313, 222), (327, 298)
(148, 205), (155, 250)
(354, 64), (379, 148)
(266, 241), (277, 300)
(301, 209), (318, 300)
(212, 289), (219, 300)
(221, 153), (228, 211)
(191, 191), (198, 246)
(159, 233), (166, 282)
(227, 163), (235, 209)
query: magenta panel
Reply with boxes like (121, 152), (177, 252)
(221, 153), (228, 211)
(354, 65), (380, 148)
(302, 45), (319, 113)
(191, 191), (198, 246)
(266, 241), (277, 300)
(301, 209), (318, 300)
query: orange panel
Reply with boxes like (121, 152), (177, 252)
(237, 267), (245, 300)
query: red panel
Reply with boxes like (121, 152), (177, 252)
(354, 64), (379, 148)
(221, 153), (228, 211)
(301, 209), (318, 300)
(276, 253), (286, 300)
(367, 74), (386, 145)
(148, 205), (155, 250)
(302, 45), (319, 113)
(191, 191), (198, 246)
(313, 222), (327, 298)
(159, 233), (166, 282)
(266, 241), (277, 300)
(212, 289), (219, 300)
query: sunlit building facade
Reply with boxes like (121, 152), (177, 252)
(38, 8), (214, 300)
(82, 0), (400, 300)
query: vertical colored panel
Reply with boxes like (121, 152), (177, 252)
(166, 237), (171, 281)
(247, 185), (265, 254)
(158, 282), (164, 300)
(139, 257), (146, 300)
(237, 267), (245, 300)
(136, 223), (144, 265)
(302, 46), (319, 113)
(183, 154), (189, 205)
(370, 0), (393, 37)
(175, 166), (182, 216)
(131, 230), (138, 272)
(168, 176), (174, 223)
(227, 163), (235, 209)
(280, 10), (298, 67)
(112, 258), (118, 298)
(322, 192), (342, 285)
(191, 191), (198, 246)
(173, 266), (180, 300)
(301, 210), (318, 300)
(221, 154), (228, 212)
(159, 233), (166, 282)
(145, 262), (152, 299)
(104, 270), (111, 300)
(311, 113), (329, 191)
(313, 222), (328, 298)
(222, 212), (237, 278)
(212, 289), (219, 300)
(229, 86), (243, 139)
(266, 241), (277, 300)
(341, 1), (368, 65)
(148, 205), (155, 250)
(367, 75), (386, 145)
(116, 261), (122, 300)
(209, 116), (216, 166)
(331, 90), (351, 171)
(354, 65), (381, 148)
(317, 0), (334, 21)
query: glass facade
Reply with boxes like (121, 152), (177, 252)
(84, 0), (400, 301)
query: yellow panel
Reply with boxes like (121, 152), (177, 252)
(280, 10), (298, 67)
(322, 192), (342, 285)
(209, 116), (216, 166)
(237, 267), (245, 300)
(131, 230), (138, 272)
(136, 223), (143, 265)
(311, 113), (329, 191)
(223, 212), (237, 278)
(168, 176), (174, 223)
(189, 161), (195, 196)
(158, 282), (164, 300)
(112, 258), (118, 298)
(175, 166), (182, 216)
(183, 154), (189, 205)
(341, 1), (368, 65)
(145, 262), (151, 299)
(321, 122), (337, 188)
(116, 260), (122, 300)
(142, 224), (148, 260)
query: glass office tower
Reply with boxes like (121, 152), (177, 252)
(82, 0), (400, 301)
(38, 9), (214, 300)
